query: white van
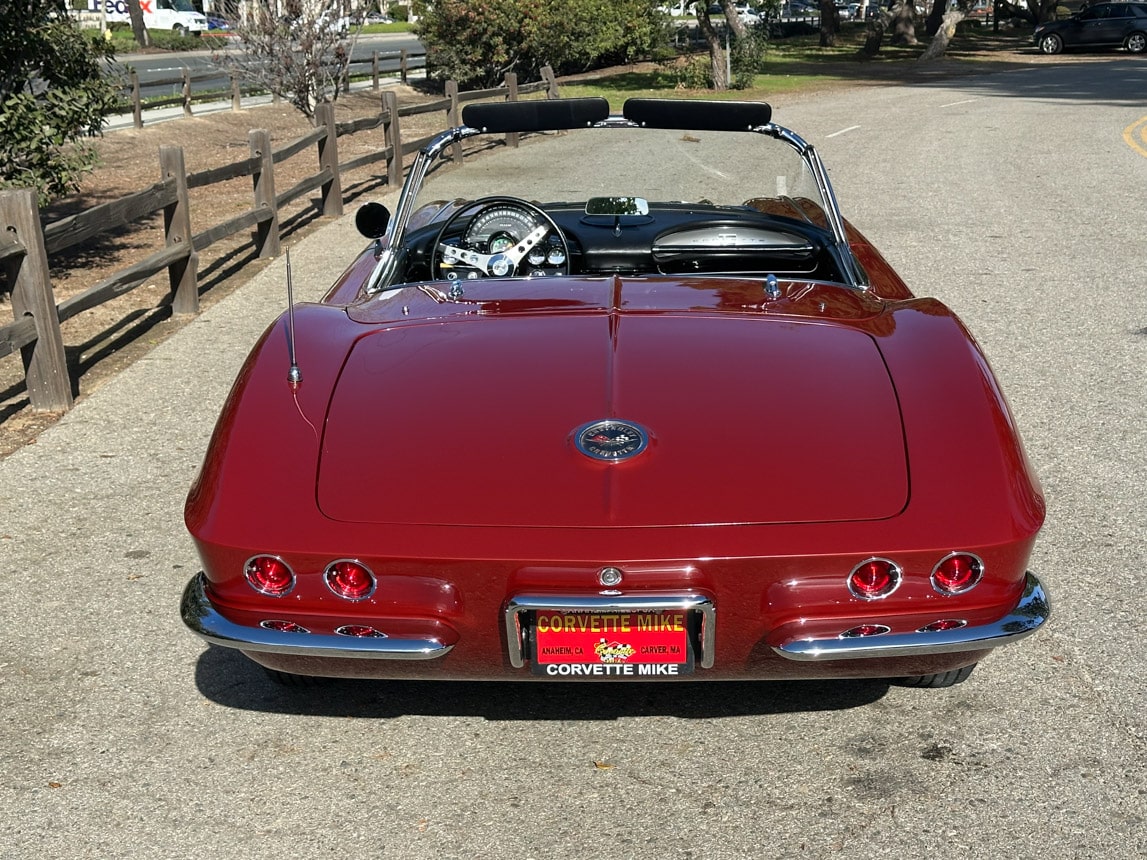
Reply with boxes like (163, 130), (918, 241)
(89, 0), (209, 36)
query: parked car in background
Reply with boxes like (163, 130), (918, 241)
(182, 97), (1050, 690)
(1034, 2), (1147, 53)
(318, 10), (351, 37)
(88, 0), (207, 36)
(781, 0), (818, 17)
(966, 1), (992, 20)
(734, 3), (762, 23)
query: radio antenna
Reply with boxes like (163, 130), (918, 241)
(286, 249), (302, 387)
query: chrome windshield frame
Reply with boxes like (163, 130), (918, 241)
(363, 111), (867, 295)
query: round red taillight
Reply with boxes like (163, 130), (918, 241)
(847, 558), (901, 600)
(324, 560), (376, 601)
(244, 555), (295, 596)
(932, 553), (984, 595)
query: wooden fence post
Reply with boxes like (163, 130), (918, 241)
(400, 48), (408, 84)
(159, 146), (199, 314)
(231, 73), (241, 111)
(249, 129), (281, 258)
(445, 79), (462, 163)
(315, 102), (343, 217)
(371, 51), (379, 90)
(381, 89), (402, 188)
(131, 69), (143, 128)
(541, 65), (559, 99)
(505, 72), (519, 149)
(182, 67), (193, 117)
(0, 190), (72, 411)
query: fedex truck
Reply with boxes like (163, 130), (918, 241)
(89, 0), (209, 36)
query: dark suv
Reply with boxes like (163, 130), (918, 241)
(1034, 2), (1147, 54)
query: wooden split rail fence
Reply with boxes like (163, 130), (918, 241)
(0, 67), (559, 413)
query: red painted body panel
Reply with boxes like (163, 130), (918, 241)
(319, 285), (907, 527)
(186, 258), (1044, 681)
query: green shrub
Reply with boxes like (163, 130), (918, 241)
(417, 0), (664, 89)
(1, 4), (120, 203)
(731, 30), (769, 89)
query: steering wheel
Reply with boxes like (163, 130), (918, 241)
(430, 196), (570, 281)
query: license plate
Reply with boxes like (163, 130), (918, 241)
(530, 610), (694, 677)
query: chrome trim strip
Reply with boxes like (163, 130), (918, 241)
(773, 572), (1050, 662)
(504, 593), (716, 670)
(181, 573), (454, 661)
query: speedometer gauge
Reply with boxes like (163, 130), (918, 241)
(465, 206), (539, 252)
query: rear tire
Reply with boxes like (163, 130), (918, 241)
(1127, 32), (1147, 53)
(262, 667), (330, 687)
(894, 664), (976, 688)
(1038, 33), (1063, 54)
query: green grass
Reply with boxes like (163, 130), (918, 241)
(561, 21), (1034, 108)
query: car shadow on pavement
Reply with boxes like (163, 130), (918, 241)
(193, 645), (890, 719)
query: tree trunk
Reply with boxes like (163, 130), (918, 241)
(860, 12), (887, 56)
(694, 3), (729, 90)
(819, 0), (841, 47)
(925, 0), (946, 36)
(920, 5), (969, 59)
(890, 0), (918, 45)
(1026, 0), (1059, 24)
(719, 0), (748, 39)
(126, 0), (150, 48)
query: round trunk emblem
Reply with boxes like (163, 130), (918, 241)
(574, 420), (649, 462)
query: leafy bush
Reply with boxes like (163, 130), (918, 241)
(417, 0), (665, 89)
(731, 29), (769, 89)
(0, 2), (121, 203)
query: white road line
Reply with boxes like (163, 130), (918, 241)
(940, 98), (979, 108)
(826, 125), (861, 138)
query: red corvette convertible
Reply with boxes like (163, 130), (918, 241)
(182, 98), (1049, 687)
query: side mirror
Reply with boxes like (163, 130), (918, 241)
(355, 202), (390, 239)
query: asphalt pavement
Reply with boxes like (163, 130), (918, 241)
(1, 57), (1144, 859)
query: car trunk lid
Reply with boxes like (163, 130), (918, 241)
(318, 296), (907, 528)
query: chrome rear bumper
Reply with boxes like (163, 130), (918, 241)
(180, 573), (455, 661)
(773, 571), (1050, 661)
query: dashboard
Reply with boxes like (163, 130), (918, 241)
(404, 197), (843, 284)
